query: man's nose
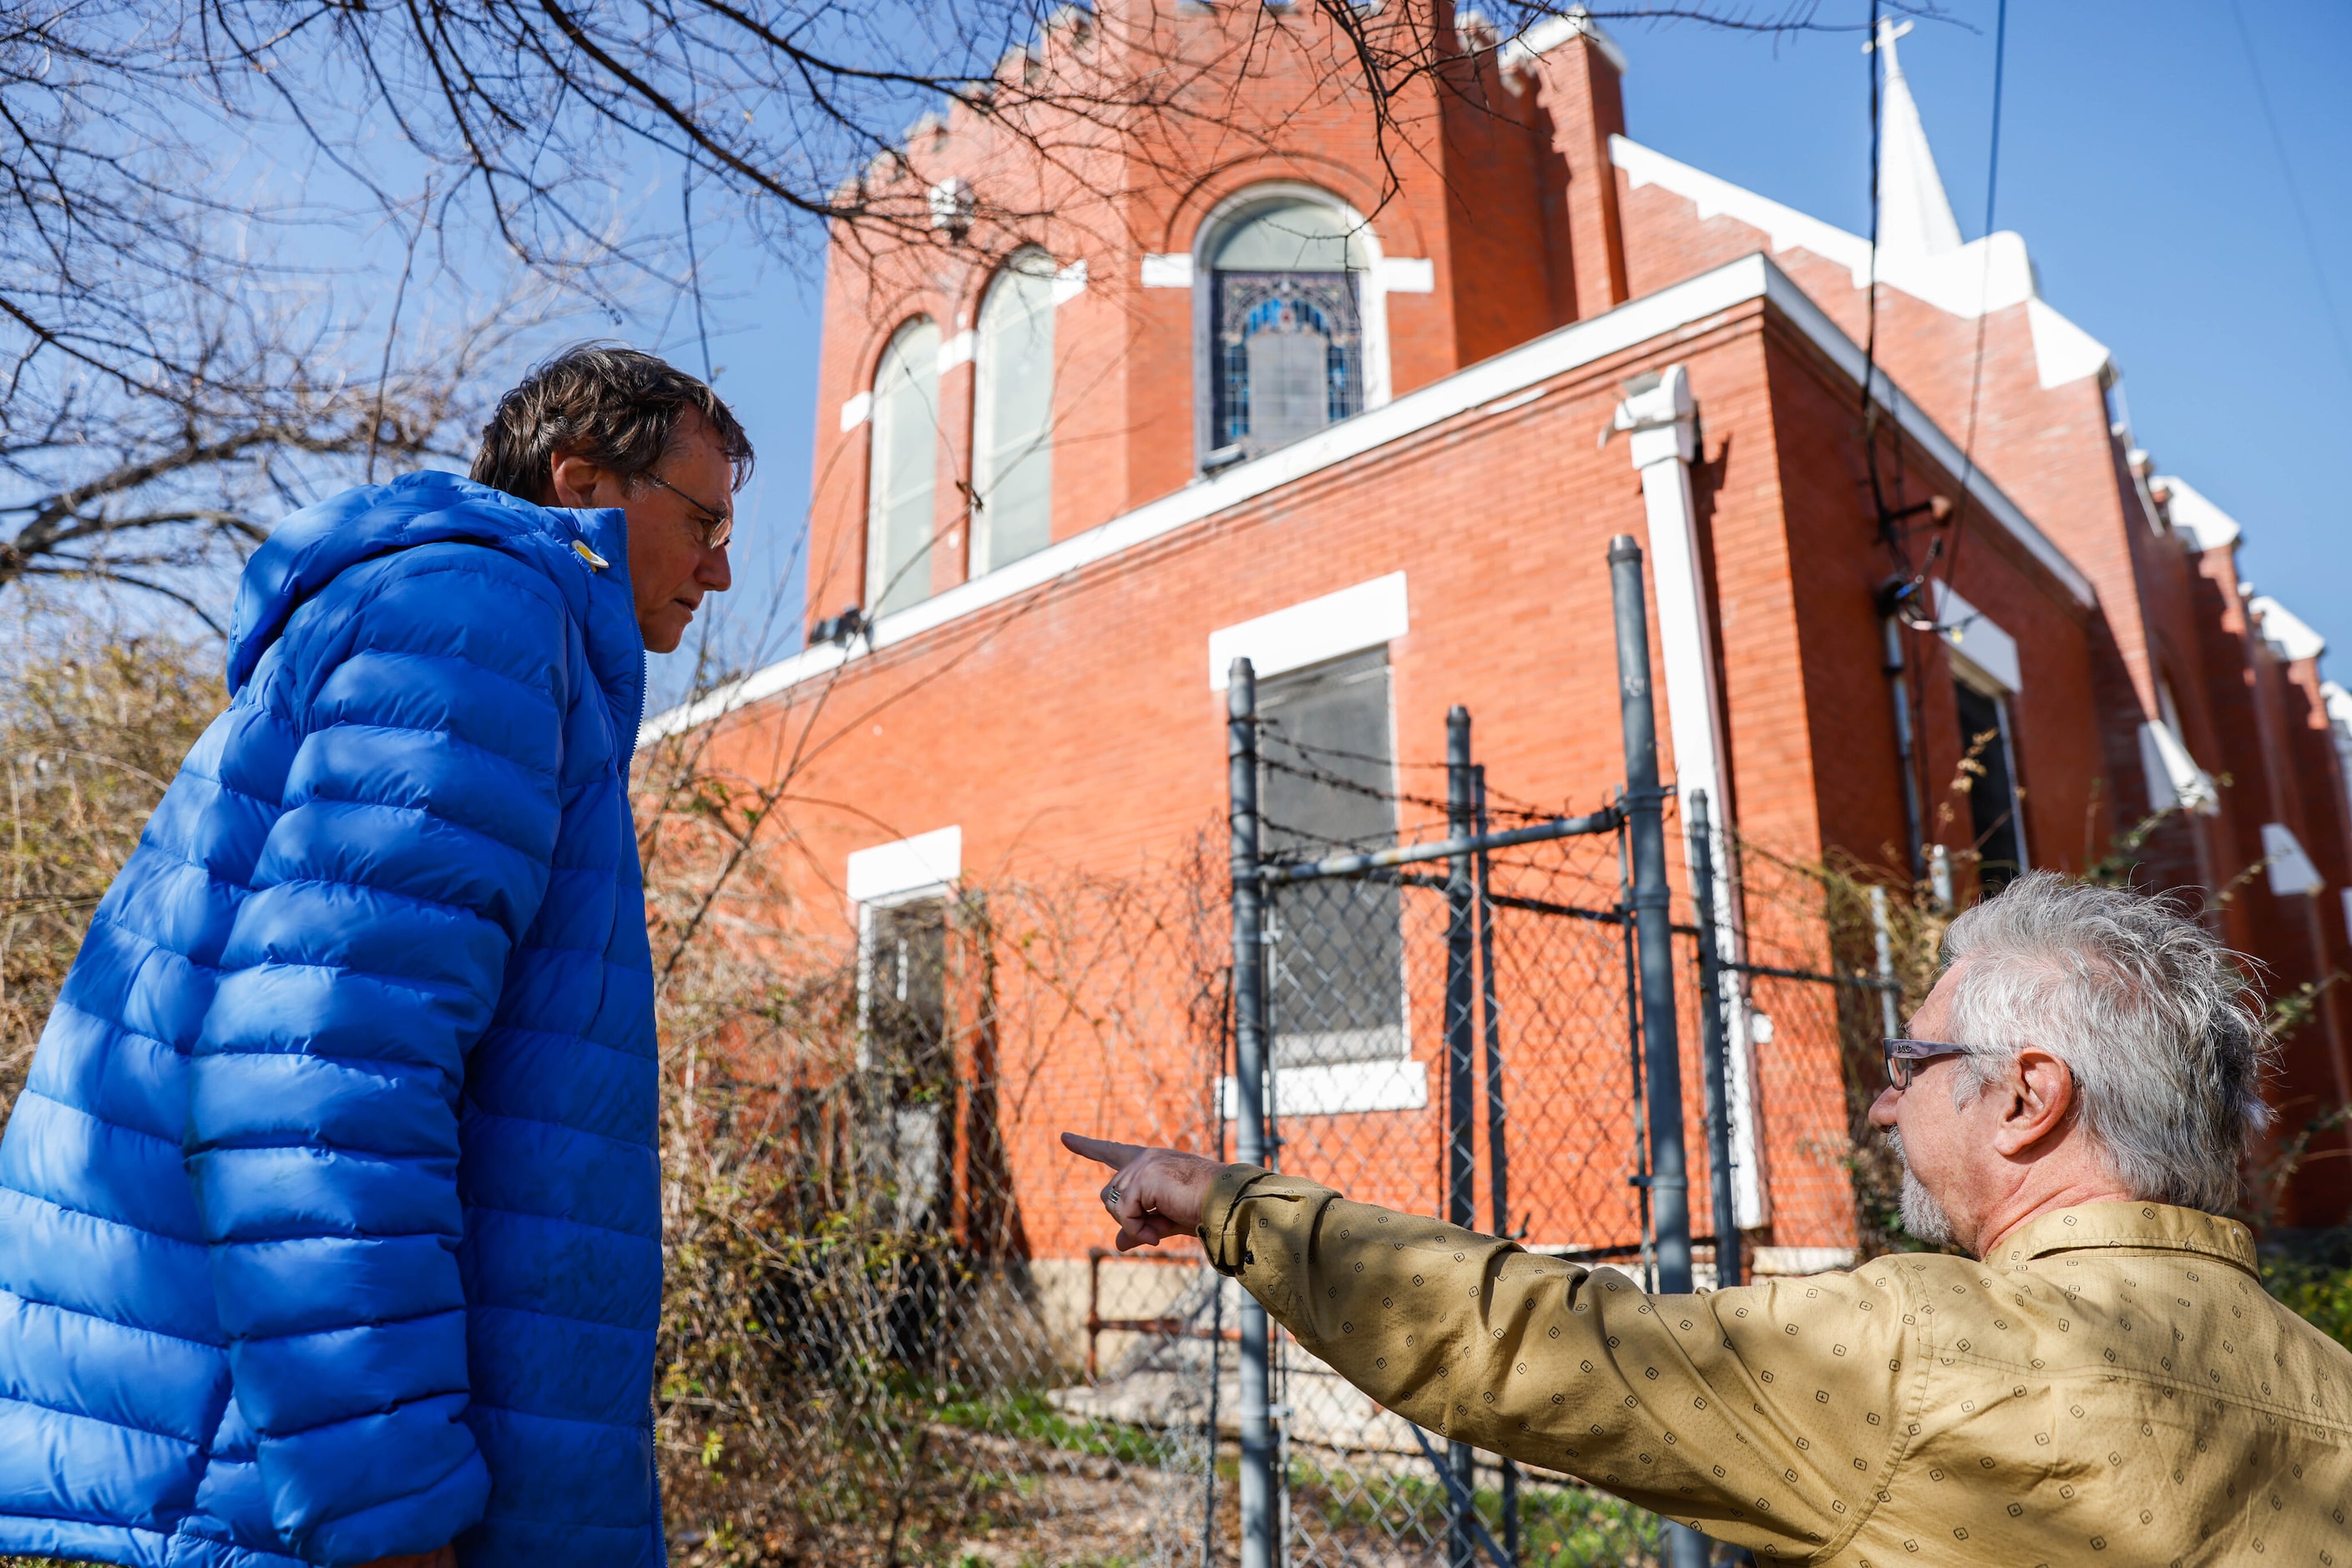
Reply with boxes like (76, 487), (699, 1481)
(700, 543), (732, 593)
(1866, 1085), (1901, 1129)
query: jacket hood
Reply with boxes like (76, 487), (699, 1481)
(230, 470), (633, 695)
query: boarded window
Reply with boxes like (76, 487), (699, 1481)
(974, 252), (1057, 573)
(1258, 650), (1404, 1067)
(861, 896), (949, 1231)
(867, 319), (940, 616)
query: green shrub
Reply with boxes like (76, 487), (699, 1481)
(2263, 1229), (2352, 1353)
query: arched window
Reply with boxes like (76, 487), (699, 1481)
(973, 250), (1057, 574)
(1207, 197), (1370, 464)
(867, 319), (941, 617)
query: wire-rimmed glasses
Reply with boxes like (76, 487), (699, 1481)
(640, 470), (734, 550)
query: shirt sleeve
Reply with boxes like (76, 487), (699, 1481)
(185, 552), (572, 1565)
(1200, 1166), (1920, 1561)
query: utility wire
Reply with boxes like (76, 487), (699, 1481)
(1930, 0), (2008, 611)
(1859, 0), (1886, 542)
(2226, 0), (2352, 392)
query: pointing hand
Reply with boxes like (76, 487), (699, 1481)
(1060, 1132), (1232, 1252)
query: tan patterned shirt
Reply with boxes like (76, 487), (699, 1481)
(1201, 1167), (2352, 1565)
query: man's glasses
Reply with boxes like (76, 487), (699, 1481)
(1883, 1037), (1969, 1091)
(640, 471), (734, 551)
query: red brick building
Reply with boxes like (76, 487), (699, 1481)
(667, 5), (2352, 1257)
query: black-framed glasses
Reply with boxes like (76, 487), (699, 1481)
(1883, 1037), (1969, 1090)
(640, 470), (734, 551)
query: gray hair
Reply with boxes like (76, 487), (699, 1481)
(1939, 872), (2270, 1213)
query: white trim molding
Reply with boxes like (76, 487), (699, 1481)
(936, 329), (977, 374)
(1206, 573), (1409, 690)
(1220, 1059), (1429, 1118)
(2154, 475), (2243, 553)
(846, 826), (964, 905)
(1141, 253), (1194, 289)
(1933, 581), (2021, 695)
(1611, 134), (2111, 391)
(2252, 596), (2327, 665)
(648, 253), (2092, 741)
(838, 390), (873, 432)
(1052, 258), (1090, 306)
(1496, 6), (1629, 75)
(2262, 823), (2324, 898)
(1611, 363), (1763, 1228)
(2140, 721), (2219, 817)
(1377, 257), (1436, 293)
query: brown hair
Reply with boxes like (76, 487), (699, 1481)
(470, 343), (753, 503)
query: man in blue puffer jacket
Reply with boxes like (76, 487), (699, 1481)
(0, 344), (747, 1568)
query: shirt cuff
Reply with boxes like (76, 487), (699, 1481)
(1196, 1166), (1337, 1276)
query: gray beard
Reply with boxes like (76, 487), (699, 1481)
(1885, 1128), (1956, 1247)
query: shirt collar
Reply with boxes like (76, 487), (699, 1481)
(1995, 1201), (2258, 1277)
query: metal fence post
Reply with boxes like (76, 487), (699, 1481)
(1444, 706), (1479, 1568)
(1687, 788), (1742, 1291)
(1227, 656), (1278, 1568)
(1472, 766), (1520, 1561)
(1609, 537), (1713, 1568)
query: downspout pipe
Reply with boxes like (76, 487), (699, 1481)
(1609, 366), (1765, 1231)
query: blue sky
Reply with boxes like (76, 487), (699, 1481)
(646, 0), (2352, 701)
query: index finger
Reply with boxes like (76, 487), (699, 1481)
(1060, 1131), (1146, 1170)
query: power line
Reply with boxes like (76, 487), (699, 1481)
(1934, 0), (2008, 606)
(2227, 0), (2352, 391)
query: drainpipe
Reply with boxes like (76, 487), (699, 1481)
(1875, 590), (1928, 883)
(1609, 366), (1765, 1231)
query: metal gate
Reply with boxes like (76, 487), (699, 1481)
(1209, 537), (1744, 1568)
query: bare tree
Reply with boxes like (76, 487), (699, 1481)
(3, 2), (1923, 622)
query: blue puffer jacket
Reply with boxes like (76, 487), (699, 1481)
(0, 473), (664, 1567)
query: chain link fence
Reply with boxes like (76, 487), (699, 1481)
(647, 544), (1894, 1568)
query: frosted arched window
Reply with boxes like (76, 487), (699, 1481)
(1209, 198), (1368, 463)
(973, 251), (1057, 573)
(867, 319), (941, 616)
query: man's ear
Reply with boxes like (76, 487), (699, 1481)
(546, 450), (615, 508)
(1990, 1048), (2074, 1157)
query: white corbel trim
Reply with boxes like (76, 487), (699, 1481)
(1613, 363), (1763, 1230)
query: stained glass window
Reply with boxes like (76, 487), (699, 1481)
(1208, 199), (1367, 463)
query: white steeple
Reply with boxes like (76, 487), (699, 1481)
(1869, 19), (1964, 261)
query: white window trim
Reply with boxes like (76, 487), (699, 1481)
(1190, 183), (1398, 469)
(1141, 253), (1194, 289)
(847, 825), (963, 906)
(1933, 581), (2021, 696)
(1206, 572), (1409, 690)
(1220, 1059), (1430, 1117)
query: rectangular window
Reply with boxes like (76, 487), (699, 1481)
(859, 896), (949, 1229)
(1953, 680), (2027, 892)
(1258, 650), (1404, 1067)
